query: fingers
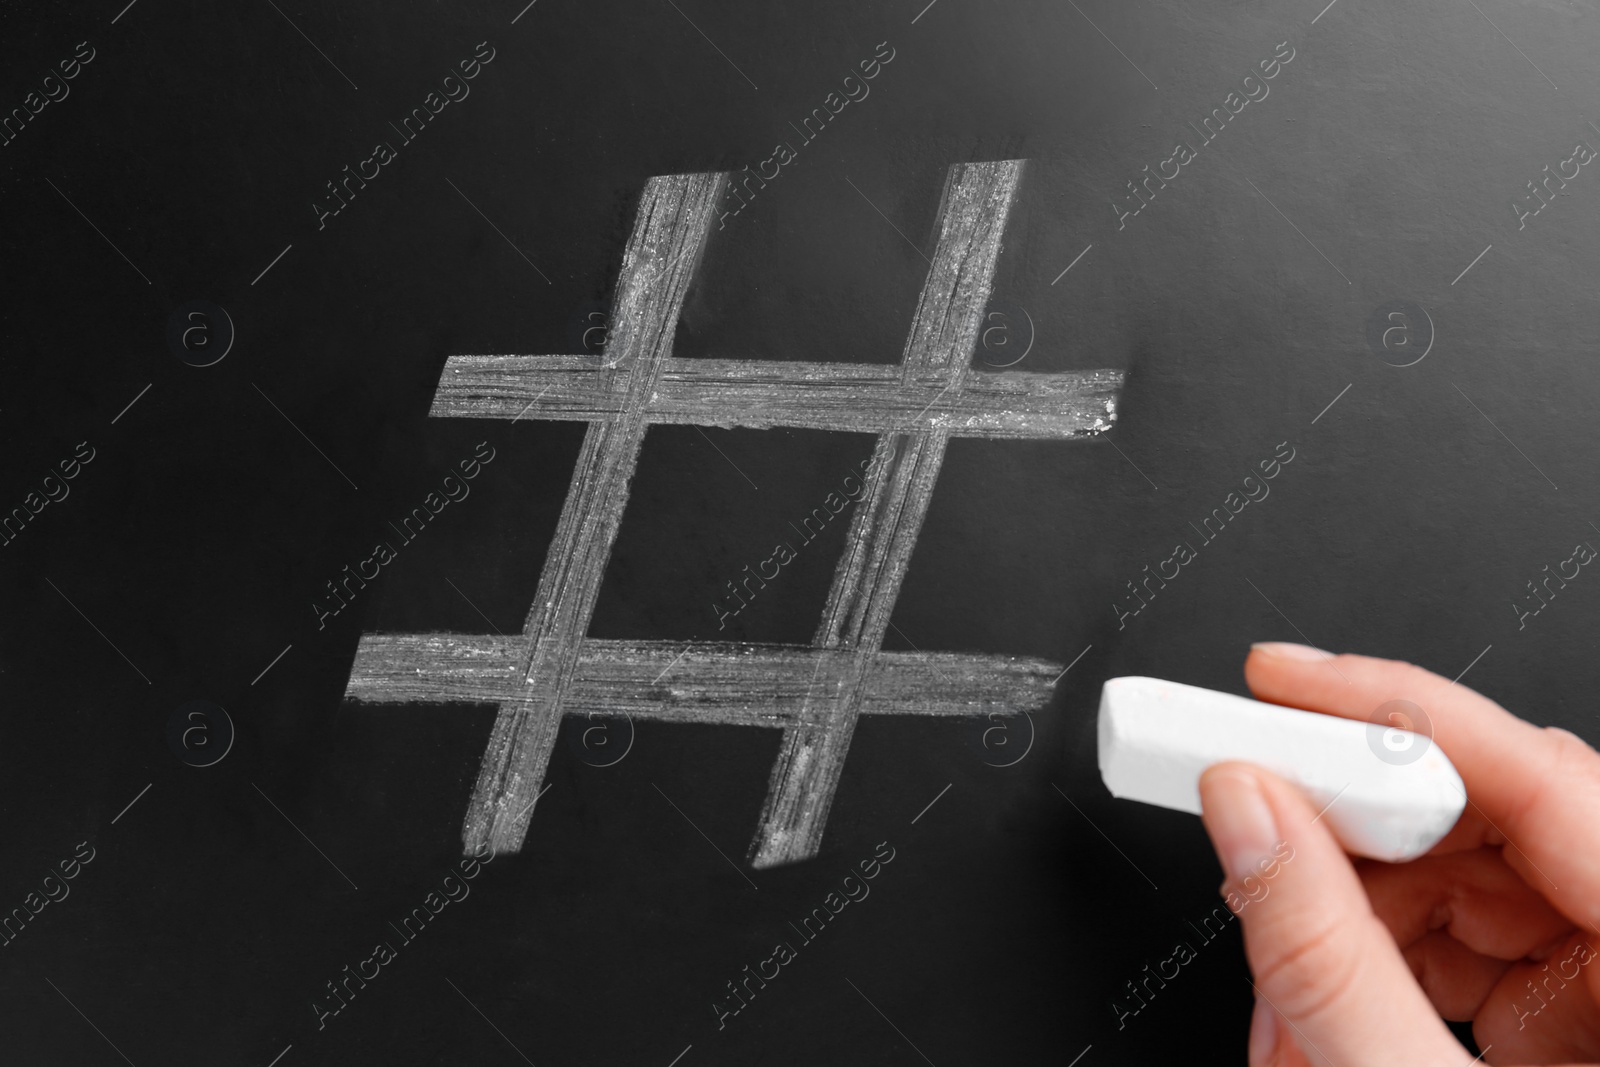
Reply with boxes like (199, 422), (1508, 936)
(1201, 762), (1462, 1067)
(1360, 848), (1574, 961)
(1474, 930), (1600, 1064)
(1399, 930), (1512, 1020)
(1245, 643), (1600, 933)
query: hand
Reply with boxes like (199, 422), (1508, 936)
(1198, 642), (1600, 1065)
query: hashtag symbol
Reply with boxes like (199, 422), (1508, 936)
(343, 161), (1123, 868)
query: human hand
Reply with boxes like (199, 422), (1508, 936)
(1198, 642), (1600, 1065)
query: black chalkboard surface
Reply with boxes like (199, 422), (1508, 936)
(3, 0), (1598, 1063)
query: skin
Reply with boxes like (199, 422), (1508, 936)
(1200, 642), (1600, 1066)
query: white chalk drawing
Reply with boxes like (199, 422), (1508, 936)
(342, 160), (1124, 868)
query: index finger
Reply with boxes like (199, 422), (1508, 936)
(1244, 642), (1600, 935)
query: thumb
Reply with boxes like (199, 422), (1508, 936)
(1199, 763), (1463, 1067)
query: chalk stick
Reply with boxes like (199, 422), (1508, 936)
(1097, 676), (1466, 862)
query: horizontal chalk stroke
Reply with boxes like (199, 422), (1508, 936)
(431, 356), (1119, 439)
(347, 635), (1062, 724)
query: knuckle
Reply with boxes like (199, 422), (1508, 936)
(1506, 726), (1599, 830)
(1358, 655), (1440, 700)
(1398, 659), (1442, 697)
(1249, 912), (1370, 1022)
(1544, 724), (1600, 766)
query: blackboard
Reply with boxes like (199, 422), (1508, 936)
(3, 0), (1597, 1062)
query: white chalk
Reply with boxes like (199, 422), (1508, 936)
(1097, 676), (1466, 862)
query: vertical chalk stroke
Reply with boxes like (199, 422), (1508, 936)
(750, 161), (1023, 867)
(342, 160), (1124, 867)
(463, 172), (725, 857)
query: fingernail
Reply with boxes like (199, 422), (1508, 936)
(1202, 769), (1280, 882)
(1251, 641), (1328, 662)
(1248, 991), (1277, 1064)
